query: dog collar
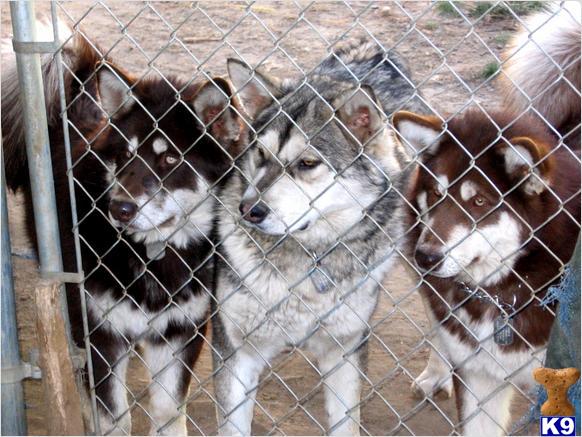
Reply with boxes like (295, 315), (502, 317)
(457, 282), (517, 346)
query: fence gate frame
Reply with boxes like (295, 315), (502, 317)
(1, 1), (581, 435)
(2, 1), (85, 434)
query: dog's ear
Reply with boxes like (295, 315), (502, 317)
(97, 62), (137, 119)
(192, 77), (243, 149)
(497, 136), (555, 195)
(392, 110), (444, 155)
(334, 85), (386, 146)
(227, 58), (282, 120)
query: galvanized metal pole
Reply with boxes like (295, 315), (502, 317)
(1, 143), (27, 435)
(9, 0), (76, 336)
(8, 4), (87, 433)
(10, 1), (64, 278)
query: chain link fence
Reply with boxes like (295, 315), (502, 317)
(3, 1), (580, 435)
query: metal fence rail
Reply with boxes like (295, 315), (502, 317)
(2, 1), (581, 435)
(1, 140), (27, 436)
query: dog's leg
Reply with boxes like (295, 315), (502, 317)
(456, 369), (514, 436)
(89, 332), (132, 435)
(144, 333), (205, 436)
(317, 336), (365, 436)
(214, 346), (267, 436)
(412, 295), (453, 398)
(411, 342), (453, 398)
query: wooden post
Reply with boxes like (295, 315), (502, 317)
(34, 279), (84, 435)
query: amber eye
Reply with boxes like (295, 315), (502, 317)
(165, 154), (179, 166)
(298, 158), (321, 170)
(474, 196), (485, 207)
(433, 188), (442, 198)
(124, 150), (132, 159)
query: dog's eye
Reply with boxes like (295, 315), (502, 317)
(433, 188), (443, 198)
(165, 154), (179, 166)
(298, 158), (321, 170)
(124, 150), (132, 159)
(474, 196), (485, 207)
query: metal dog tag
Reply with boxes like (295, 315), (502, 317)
(146, 241), (166, 261)
(493, 315), (514, 346)
(310, 266), (334, 294)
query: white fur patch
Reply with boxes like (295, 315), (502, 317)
(95, 353), (131, 435)
(280, 133), (308, 163)
(104, 161), (117, 186)
(193, 84), (227, 117)
(131, 187), (215, 248)
(246, 167), (377, 237)
(436, 307), (546, 435)
(99, 69), (135, 116)
(241, 167), (266, 201)
(418, 211), (523, 285)
(109, 177), (215, 248)
(503, 1), (581, 127)
(411, 316), (453, 398)
(153, 138), (168, 155)
(460, 181), (478, 201)
(241, 130), (386, 236)
(503, 145), (533, 173)
(436, 174), (449, 195)
(257, 130), (279, 154)
(502, 146), (547, 195)
(129, 136), (139, 153)
(215, 347), (269, 435)
(523, 174), (548, 196)
(416, 191), (428, 213)
(88, 290), (209, 339)
(144, 342), (188, 435)
(319, 340), (363, 435)
(397, 120), (441, 154)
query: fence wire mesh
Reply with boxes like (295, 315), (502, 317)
(3, 0), (581, 435)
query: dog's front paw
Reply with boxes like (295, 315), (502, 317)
(411, 364), (453, 399)
(149, 415), (187, 436)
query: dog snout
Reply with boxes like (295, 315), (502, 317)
(109, 199), (138, 223)
(239, 200), (269, 224)
(415, 247), (444, 271)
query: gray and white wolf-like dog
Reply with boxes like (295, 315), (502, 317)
(211, 40), (428, 435)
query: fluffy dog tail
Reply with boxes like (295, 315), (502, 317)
(1, 19), (102, 190)
(502, 2), (581, 143)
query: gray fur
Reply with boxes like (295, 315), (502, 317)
(213, 39), (424, 435)
(1, 19), (97, 190)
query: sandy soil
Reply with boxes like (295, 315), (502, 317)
(2, 2), (539, 435)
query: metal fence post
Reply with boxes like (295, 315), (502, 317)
(8, 2), (84, 434)
(9, 0), (64, 281)
(9, 0), (78, 346)
(1, 144), (27, 436)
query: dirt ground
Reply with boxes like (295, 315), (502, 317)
(2, 1), (540, 435)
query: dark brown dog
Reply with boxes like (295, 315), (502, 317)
(2, 22), (244, 435)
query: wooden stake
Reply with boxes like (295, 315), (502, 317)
(34, 279), (84, 435)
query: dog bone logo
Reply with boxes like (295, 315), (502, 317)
(534, 367), (581, 417)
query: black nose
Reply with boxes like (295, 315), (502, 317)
(415, 247), (444, 271)
(239, 200), (269, 224)
(109, 200), (138, 223)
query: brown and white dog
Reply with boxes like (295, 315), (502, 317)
(394, 107), (580, 435)
(2, 21), (243, 435)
